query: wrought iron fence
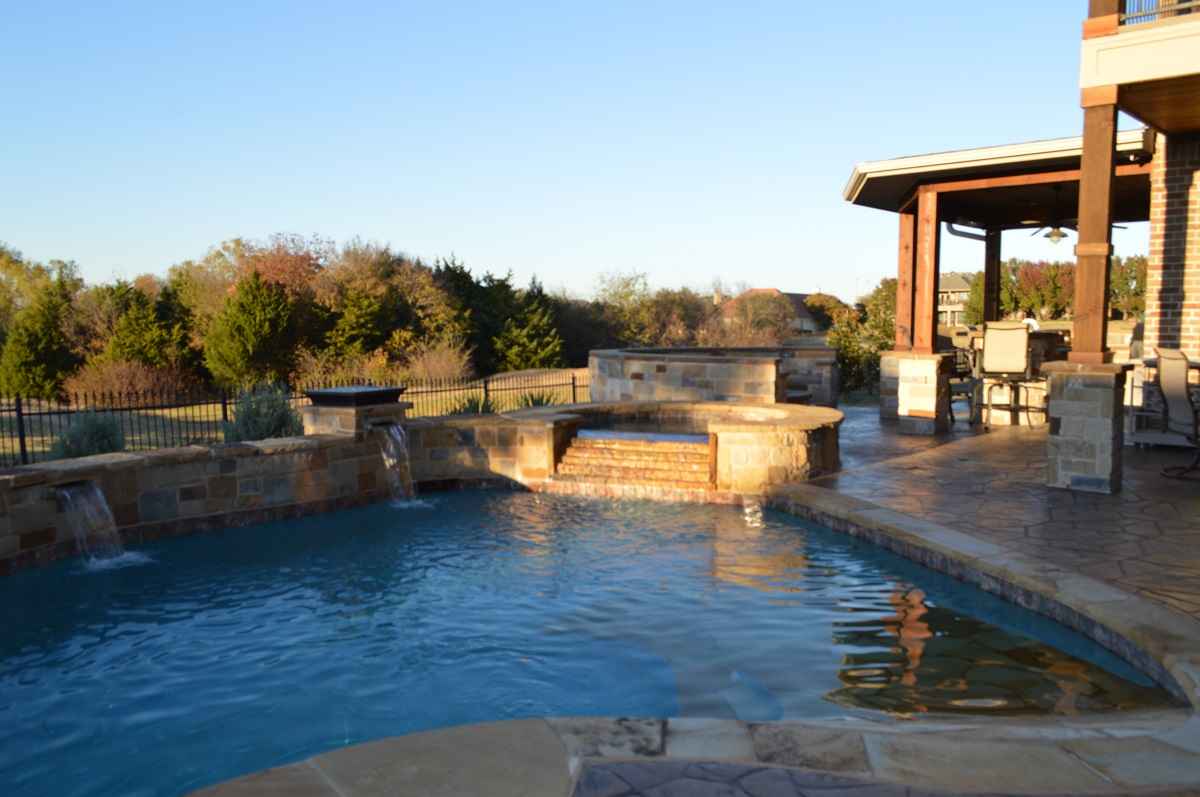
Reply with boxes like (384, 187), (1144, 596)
(1121, 0), (1198, 24)
(0, 369), (589, 467)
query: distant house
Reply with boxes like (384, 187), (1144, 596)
(719, 288), (821, 337)
(937, 273), (974, 327)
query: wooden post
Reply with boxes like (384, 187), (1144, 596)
(984, 228), (1002, 323)
(895, 210), (917, 350)
(912, 188), (941, 354)
(1088, 0), (1121, 16)
(1071, 100), (1118, 364)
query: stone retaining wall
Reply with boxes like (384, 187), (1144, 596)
(589, 348), (839, 407)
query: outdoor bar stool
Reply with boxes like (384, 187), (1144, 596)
(1156, 347), (1200, 478)
(980, 321), (1042, 430)
(947, 345), (981, 426)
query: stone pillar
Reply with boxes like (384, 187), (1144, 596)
(1146, 132), (1200, 360)
(301, 402), (412, 441)
(1043, 362), (1130, 494)
(880, 351), (951, 434)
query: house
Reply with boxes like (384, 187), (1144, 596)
(720, 288), (822, 337)
(937, 273), (973, 326)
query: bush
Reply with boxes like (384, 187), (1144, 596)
(399, 337), (474, 382)
(517, 391), (557, 408)
(224, 385), (303, 442)
(50, 412), (125, 460)
(450, 394), (495, 415)
(204, 272), (296, 388)
(64, 359), (202, 400)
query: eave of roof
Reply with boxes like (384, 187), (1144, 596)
(843, 129), (1152, 212)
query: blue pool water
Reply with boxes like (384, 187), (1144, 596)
(0, 491), (1175, 796)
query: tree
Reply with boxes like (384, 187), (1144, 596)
(433, 257), (518, 372)
(803, 293), (849, 331)
(0, 277), (80, 397)
(493, 296), (565, 371)
(203, 272), (296, 388)
(1109, 255), (1147, 319)
(824, 278), (897, 393)
(0, 243), (52, 343)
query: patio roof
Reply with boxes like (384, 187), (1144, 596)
(843, 129), (1155, 229)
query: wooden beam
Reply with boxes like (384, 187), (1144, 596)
(1088, 0), (1121, 16)
(984, 229), (1002, 323)
(895, 211), (917, 350)
(1082, 85), (1118, 108)
(912, 188), (941, 354)
(1082, 14), (1119, 38)
(920, 163), (1148, 196)
(1070, 103), (1118, 364)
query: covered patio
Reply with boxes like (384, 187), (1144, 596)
(845, 130), (1161, 494)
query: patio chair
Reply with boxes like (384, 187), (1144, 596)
(947, 346), (981, 426)
(1156, 347), (1200, 478)
(980, 322), (1042, 430)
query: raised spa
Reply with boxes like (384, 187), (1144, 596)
(0, 491), (1178, 796)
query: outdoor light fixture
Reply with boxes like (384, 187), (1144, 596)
(1044, 227), (1068, 244)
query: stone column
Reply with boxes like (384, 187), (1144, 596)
(1043, 362), (1130, 494)
(880, 351), (951, 434)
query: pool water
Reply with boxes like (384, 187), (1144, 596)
(0, 491), (1176, 796)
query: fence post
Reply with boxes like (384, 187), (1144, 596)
(483, 377), (490, 407)
(570, 374), (577, 403)
(220, 392), (229, 423)
(14, 397), (28, 465)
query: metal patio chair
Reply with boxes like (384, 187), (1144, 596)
(980, 322), (1042, 430)
(1156, 347), (1200, 478)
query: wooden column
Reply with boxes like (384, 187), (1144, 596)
(1071, 97), (1118, 364)
(895, 210), (917, 350)
(983, 228), (1002, 323)
(912, 188), (941, 354)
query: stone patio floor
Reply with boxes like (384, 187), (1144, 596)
(828, 405), (1200, 621)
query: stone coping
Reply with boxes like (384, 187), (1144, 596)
(191, 712), (1200, 796)
(507, 400), (845, 433)
(591, 348), (786, 366)
(0, 434), (352, 491)
(1042, 361), (1135, 376)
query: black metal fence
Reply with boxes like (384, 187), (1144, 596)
(0, 369), (589, 467)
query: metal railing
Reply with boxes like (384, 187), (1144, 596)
(0, 370), (589, 467)
(1121, 0), (1198, 24)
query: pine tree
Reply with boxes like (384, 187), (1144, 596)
(203, 272), (296, 388)
(0, 278), (80, 398)
(492, 298), (565, 372)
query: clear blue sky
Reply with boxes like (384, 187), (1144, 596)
(1, 1), (1148, 302)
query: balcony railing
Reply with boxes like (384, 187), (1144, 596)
(1121, 0), (1199, 25)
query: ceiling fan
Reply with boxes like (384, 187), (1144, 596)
(1021, 185), (1122, 245)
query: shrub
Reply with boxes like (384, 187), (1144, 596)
(224, 385), (303, 442)
(204, 272), (296, 388)
(64, 359), (202, 400)
(450, 394), (495, 415)
(50, 412), (125, 460)
(517, 391), (557, 408)
(399, 337), (474, 382)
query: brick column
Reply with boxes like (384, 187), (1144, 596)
(1146, 132), (1200, 360)
(1043, 362), (1130, 494)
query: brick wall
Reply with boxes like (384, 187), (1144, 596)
(1146, 132), (1200, 359)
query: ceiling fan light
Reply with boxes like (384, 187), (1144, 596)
(1044, 227), (1067, 244)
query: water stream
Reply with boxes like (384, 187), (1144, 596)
(374, 422), (416, 501)
(56, 482), (126, 562)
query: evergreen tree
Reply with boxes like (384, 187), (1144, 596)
(0, 278), (80, 397)
(203, 272), (296, 388)
(492, 297), (565, 371)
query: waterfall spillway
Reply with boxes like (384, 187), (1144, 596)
(57, 481), (125, 561)
(374, 422), (416, 501)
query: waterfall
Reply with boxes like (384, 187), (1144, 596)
(57, 481), (125, 561)
(374, 422), (416, 501)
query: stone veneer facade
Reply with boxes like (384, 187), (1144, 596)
(879, 351), (951, 434)
(589, 348), (839, 408)
(1043, 362), (1130, 494)
(1146, 132), (1200, 360)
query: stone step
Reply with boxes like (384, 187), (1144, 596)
(569, 437), (709, 455)
(556, 462), (712, 484)
(551, 472), (714, 490)
(560, 450), (710, 469)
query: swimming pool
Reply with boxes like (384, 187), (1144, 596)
(0, 491), (1176, 796)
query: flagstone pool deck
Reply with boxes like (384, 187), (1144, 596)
(193, 405), (1200, 797)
